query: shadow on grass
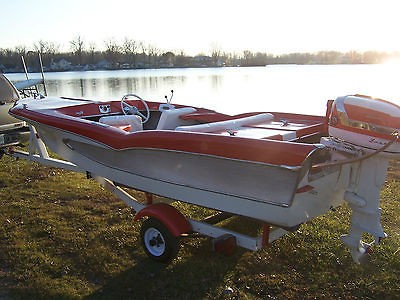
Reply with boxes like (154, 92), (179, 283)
(85, 238), (244, 299)
(85, 215), (261, 299)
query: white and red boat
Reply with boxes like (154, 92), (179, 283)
(7, 92), (400, 263)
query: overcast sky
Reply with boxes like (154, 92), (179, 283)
(1, 0), (399, 55)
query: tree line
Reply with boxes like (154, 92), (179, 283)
(0, 36), (398, 72)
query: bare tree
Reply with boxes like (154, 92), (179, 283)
(104, 38), (121, 67)
(34, 40), (59, 55)
(88, 42), (97, 65)
(122, 37), (138, 67)
(147, 45), (161, 67)
(70, 35), (85, 65)
(242, 50), (253, 66)
(138, 41), (147, 67)
(14, 45), (27, 57)
(33, 40), (47, 55)
(174, 49), (189, 67)
(211, 42), (222, 66)
(33, 40), (59, 66)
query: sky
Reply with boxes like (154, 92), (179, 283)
(1, 0), (400, 56)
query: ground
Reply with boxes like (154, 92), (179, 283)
(0, 155), (399, 299)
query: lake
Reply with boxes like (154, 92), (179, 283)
(5, 64), (400, 116)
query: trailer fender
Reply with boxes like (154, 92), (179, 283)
(134, 203), (192, 237)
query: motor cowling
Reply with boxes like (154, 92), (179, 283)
(328, 95), (400, 158)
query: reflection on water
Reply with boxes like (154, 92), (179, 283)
(5, 65), (400, 115)
(44, 72), (189, 103)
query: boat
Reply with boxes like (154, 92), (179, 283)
(6, 90), (400, 263)
(0, 74), (30, 148)
(0, 53), (46, 149)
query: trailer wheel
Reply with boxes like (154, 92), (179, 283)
(140, 217), (179, 262)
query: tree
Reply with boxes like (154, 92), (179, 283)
(88, 42), (97, 65)
(147, 45), (161, 67)
(242, 50), (253, 66)
(33, 40), (59, 66)
(122, 37), (138, 67)
(174, 49), (189, 67)
(138, 41), (147, 67)
(211, 42), (222, 66)
(34, 40), (59, 55)
(104, 38), (121, 67)
(14, 45), (27, 57)
(70, 35), (85, 65)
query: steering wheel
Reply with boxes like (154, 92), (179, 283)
(121, 93), (150, 123)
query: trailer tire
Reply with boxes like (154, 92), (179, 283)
(140, 217), (180, 262)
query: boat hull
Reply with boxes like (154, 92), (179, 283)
(33, 122), (345, 227)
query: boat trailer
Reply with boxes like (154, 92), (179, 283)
(2, 125), (289, 262)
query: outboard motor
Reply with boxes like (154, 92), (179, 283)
(324, 95), (399, 263)
(329, 95), (400, 157)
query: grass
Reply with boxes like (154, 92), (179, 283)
(0, 153), (399, 299)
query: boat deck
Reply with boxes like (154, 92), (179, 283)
(179, 111), (326, 142)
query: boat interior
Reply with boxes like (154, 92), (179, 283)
(58, 95), (328, 144)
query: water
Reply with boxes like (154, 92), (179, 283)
(5, 64), (400, 115)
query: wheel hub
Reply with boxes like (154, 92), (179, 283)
(144, 228), (166, 256)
